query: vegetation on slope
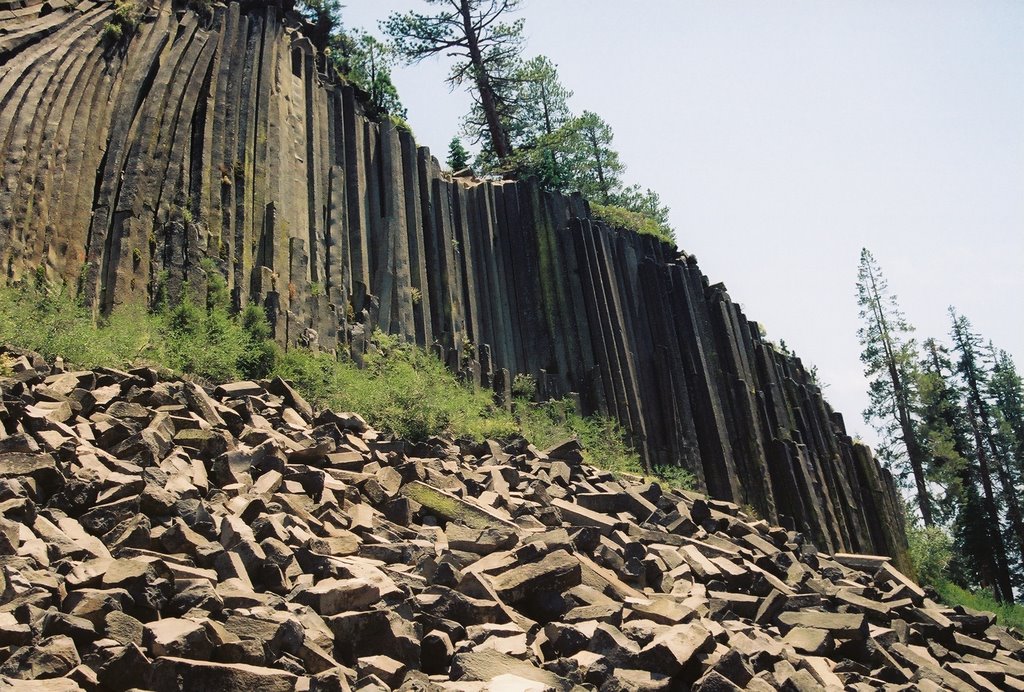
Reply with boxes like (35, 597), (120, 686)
(0, 277), (696, 491)
(906, 523), (1024, 631)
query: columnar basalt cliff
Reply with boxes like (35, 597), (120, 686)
(0, 0), (906, 560)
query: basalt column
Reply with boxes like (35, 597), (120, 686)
(0, 0), (907, 565)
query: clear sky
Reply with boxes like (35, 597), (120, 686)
(343, 0), (1024, 446)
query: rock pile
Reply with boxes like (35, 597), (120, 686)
(0, 348), (1020, 691)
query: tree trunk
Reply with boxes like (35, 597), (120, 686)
(865, 262), (933, 525)
(925, 342), (1004, 600)
(459, 0), (510, 162)
(540, 83), (560, 182)
(963, 361), (1024, 590)
(587, 126), (608, 204)
(966, 399), (1015, 602)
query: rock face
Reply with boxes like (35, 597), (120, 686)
(0, 356), (1022, 690)
(0, 0), (904, 558)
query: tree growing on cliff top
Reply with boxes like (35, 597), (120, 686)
(447, 136), (470, 171)
(856, 249), (933, 526)
(294, 1), (407, 119)
(329, 30), (407, 119)
(295, 0), (342, 51)
(558, 111), (624, 205)
(469, 55), (574, 182)
(384, 0), (524, 163)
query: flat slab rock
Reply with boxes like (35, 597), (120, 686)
(0, 360), (1020, 691)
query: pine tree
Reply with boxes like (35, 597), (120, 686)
(918, 338), (1004, 593)
(989, 346), (1024, 595)
(855, 249), (932, 525)
(916, 339), (966, 522)
(446, 136), (470, 171)
(949, 309), (1019, 601)
(990, 348), (1024, 477)
(385, 0), (525, 162)
(330, 30), (406, 119)
(513, 56), (572, 144)
(559, 111), (624, 204)
(296, 0), (343, 51)
(473, 55), (575, 185)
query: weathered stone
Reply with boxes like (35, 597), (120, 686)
(293, 577), (381, 615)
(357, 655), (407, 688)
(777, 611), (867, 639)
(0, 452), (63, 495)
(637, 623), (714, 676)
(144, 617), (214, 659)
(149, 657), (298, 692)
(489, 550), (581, 605)
(401, 480), (517, 530)
(0, 634), (80, 679)
(450, 649), (568, 689)
(782, 627), (834, 655)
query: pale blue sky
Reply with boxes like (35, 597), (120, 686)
(343, 0), (1024, 445)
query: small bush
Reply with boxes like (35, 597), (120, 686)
(102, 0), (140, 44)
(590, 202), (674, 245)
(388, 114), (414, 137)
(511, 373), (536, 399)
(102, 22), (123, 43)
(653, 465), (697, 492)
(516, 396), (644, 477)
(907, 524), (953, 588)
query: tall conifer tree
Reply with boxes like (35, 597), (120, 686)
(949, 309), (1018, 601)
(385, 0), (525, 162)
(918, 339), (1004, 592)
(856, 249), (932, 525)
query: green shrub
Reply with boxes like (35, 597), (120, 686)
(388, 114), (414, 137)
(511, 373), (536, 399)
(652, 465), (697, 493)
(907, 524), (953, 587)
(102, 22), (123, 43)
(590, 202), (674, 245)
(102, 0), (140, 44)
(515, 396), (644, 477)
(238, 303), (278, 379)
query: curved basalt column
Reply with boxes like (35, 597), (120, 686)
(0, 0), (908, 564)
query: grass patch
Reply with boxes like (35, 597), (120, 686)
(590, 202), (674, 245)
(0, 279), (696, 492)
(0, 283), (158, 369)
(513, 396), (696, 491)
(934, 581), (1024, 633)
(515, 396), (643, 476)
(273, 334), (515, 442)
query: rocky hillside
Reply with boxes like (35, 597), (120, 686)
(0, 348), (1019, 690)
(0, 0), (906, 560)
